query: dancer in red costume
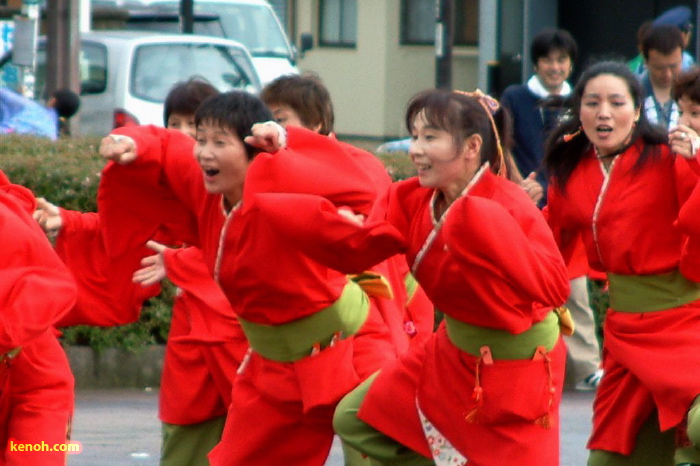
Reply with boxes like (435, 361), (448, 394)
(544, 61), (700, 466)
(0, 171), (77, 466)
(241, 89), (570, 465)
(98, 90), (388, 465)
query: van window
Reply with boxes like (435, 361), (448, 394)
(130, 42), (257, 102)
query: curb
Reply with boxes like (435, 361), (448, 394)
(66, 345), (165, 389)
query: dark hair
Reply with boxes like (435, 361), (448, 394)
(51, 89), (80, 119)
(260, 72), (335, 135)
(163, 77), (219, 125)
(530, 28), (578, 65)
(636, 20), (653, 45)
(544, 61), (666, 189)
(405, 89), (512, 176)
(673, 66), (700, 103)
(195, 91), (273, 160)
(641, 25), (684, 59)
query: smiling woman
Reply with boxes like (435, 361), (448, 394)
(329, 88), (570, 465)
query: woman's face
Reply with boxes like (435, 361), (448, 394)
(677, 94), (700, 133)
(167, 112), (197, 139)
(194, 122), (250, 206)
(579, 74), (640, 156)
(408, 111), (479, 198)
(269, 104), (306, 130)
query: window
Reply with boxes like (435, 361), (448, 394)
(78, 43), (108, 95)
(401, 0), (479, 46)
(319, 0), (357, 47)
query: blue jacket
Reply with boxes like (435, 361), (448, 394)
(500, 84), (567, 206)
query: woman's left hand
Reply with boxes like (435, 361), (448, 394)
(669, 124), (700, 160)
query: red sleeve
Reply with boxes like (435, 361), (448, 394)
(676, 156), (700, 281)
(163, 247), (243, 343)
(442, 194), (570, 308)
(53, 209), (160, 327)
(248, 192), (406, 273)
(100, 125), (203, 256)
(243, 126), (380, 217)
(0, 194), (77, 352)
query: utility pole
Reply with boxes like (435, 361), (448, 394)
(180, 0), (194, 33)
(435, 0), (453, 90)
(45, 0), (81, 98)
(45, 0), (80, 133)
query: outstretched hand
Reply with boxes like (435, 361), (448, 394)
(244, 121), (287, 153)
(132, 240), (169, 286)
(99, 134), (137, 164)
(33, 197), (63, 235)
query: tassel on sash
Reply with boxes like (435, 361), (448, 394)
(533, 345), (555, 430)
(464, 346), (492, 423)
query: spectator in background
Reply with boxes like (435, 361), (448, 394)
(653, 5), (695, 71)
(629, 7), (695, 77)
(500, 27), (577, 207)
(0, 88), (79, 140)
(640, 24), (685, 130)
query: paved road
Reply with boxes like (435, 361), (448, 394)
(68, 388), (594, 465)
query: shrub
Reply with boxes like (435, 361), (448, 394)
(1, 135), (172, 353)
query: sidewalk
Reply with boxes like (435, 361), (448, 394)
(68, 388), (594, 465)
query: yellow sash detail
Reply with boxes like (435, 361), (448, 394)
(349, 271), (394, 300)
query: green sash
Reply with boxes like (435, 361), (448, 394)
(444, 312), (559, 360)
(608, 270), (700, 313)
(238, 280), (369, 362)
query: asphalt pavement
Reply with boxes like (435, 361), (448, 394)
(68, 388), (594, 465)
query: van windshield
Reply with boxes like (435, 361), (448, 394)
(131, 42), (259, 102)
(150, 1), (292, 59)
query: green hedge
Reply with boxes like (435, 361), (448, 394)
(1, 134), (416, 352)
(1, 135), (172, 353)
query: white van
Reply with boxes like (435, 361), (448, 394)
(93, 0), (299, 85)
(0, 30), (262, 135)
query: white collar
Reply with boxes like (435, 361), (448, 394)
(527, 75), (571, 99)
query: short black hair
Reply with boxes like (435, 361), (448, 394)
(642, 25), (684, 59)
(52, 89), (80, 119)
(195, 91), (273, 160)
(530, 28), (578, 65)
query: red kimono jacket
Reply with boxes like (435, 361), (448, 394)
(547, 141), (700, 454)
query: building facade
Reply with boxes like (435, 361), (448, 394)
(283, 0), (697, 140)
